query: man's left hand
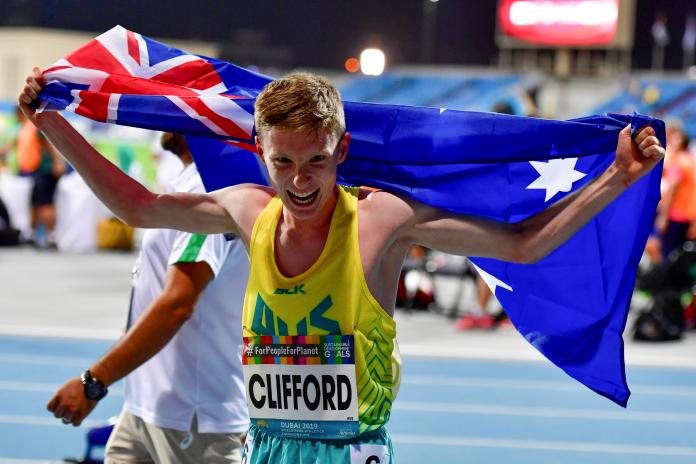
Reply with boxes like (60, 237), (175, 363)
(614, 125), (665, 187)
(47, 376), (98, 426)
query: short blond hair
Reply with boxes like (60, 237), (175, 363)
(254, 72), (345, 139)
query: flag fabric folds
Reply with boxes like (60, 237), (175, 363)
(37, 25), (664, 407)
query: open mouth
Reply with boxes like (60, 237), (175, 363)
(287, 188), (319, 206)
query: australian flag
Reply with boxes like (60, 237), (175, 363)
(37, 25), (664, 407)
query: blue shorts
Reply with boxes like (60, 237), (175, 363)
(242, 424), (393, 464)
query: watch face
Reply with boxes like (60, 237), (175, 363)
(83, 378), (107, 400)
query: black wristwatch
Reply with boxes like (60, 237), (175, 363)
(81, 369), (108, 401)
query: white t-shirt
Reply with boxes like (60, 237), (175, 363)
(124, 163), (249, 433)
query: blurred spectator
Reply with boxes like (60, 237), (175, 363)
(683, 13), (696, 69)
(15, 106), (65, 247)
(396, 245), (434, 310)
(655, 124), (696, 261)
(491, 101), (515, 116)
(456, 272), (496, 330)
(0, 110), (19, 239)
(651, 13), (670, 70)
(644, 231), (663, 266)
(47, 132), (249, 462)
(0, 107), (20, 172)
(0, 141), (9, 170)
(456, 100), (515, 330)
(151, 132), (185, 190)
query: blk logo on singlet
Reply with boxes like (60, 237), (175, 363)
(274, 284), (306, 295)
(251, 293), (340, 335)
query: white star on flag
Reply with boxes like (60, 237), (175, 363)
(471, 263), (513, 294)
(526, 158), (587, 202)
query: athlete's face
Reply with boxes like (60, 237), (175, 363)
(257, 127), (349, 221)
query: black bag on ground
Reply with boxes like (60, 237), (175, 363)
(0, 228), (20, 246)
(636, 242), (696, 293)
(632, 291), (685, 342)
(0, 197), (20, 246)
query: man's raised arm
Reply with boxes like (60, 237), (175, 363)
(19, 68), (236, 234)
(401, 124), (665, 263)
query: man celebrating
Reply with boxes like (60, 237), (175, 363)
(20, 69), (664, 463)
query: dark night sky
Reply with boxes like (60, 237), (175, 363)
(1, 0), (694, 70)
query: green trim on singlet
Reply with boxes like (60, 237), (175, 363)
(177, 234), (207, 262)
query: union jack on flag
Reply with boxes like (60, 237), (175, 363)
(41, 25), (271, 151)
(38, 26), (665, 408)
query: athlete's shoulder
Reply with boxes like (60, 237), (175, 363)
(357, 188), (420, 229)
(212, 183), (275, 208)
(358, 188), (450, 235)
(358, 188), (417, 211)
(357, 187), (397, 203)
(210, 183), (276, 242)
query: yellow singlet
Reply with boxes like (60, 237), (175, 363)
(242, 185), (400, 438)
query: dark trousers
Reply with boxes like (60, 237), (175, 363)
(662, 220), (690, 261)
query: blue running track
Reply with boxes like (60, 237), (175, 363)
(1, 335), (695, 463)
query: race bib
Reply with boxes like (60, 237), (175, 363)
(243, 334), (359, 439)
(350, 444), (391, 464)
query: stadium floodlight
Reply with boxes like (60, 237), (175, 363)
(360, 48), (386, 76)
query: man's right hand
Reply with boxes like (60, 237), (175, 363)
(46, 376), (98, 427)
(18, 67), (46, 125)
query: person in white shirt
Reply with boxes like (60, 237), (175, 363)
(47, 132), (249, 463)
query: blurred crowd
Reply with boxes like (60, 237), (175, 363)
(0, 106), (65, 247)
(0, 106), (180, 251)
